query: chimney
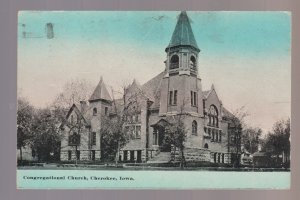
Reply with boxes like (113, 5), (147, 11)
(80, 101), (87, 112)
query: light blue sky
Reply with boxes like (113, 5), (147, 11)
(18, 11), (291, 132)
(19, 11), (290, 57)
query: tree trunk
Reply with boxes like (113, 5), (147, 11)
(19, 147), (23, 163)
(75, 146), (78, 166)
(180, 148), (185, 170)
(115, 141), (120, 166)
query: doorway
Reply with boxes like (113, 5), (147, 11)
(91, 150), (95, 161)
(130, 151), (134, 162)
(157, 126), (171, 152)
(137, 150), (142, 163)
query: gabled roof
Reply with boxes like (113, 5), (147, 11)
(166, 11), (199, 52)
(141, 71), (165, 109)
(203, 84), (220, 102)
(126, 79), (154, 102)
(89, 77), (112, 102)
(60, 103), (90, 128)
(221, 107), (235, 119)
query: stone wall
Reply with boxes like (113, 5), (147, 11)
(60, 150), (101, 161)
(119, 149), (146, 163)
(171, 147), (211, 162)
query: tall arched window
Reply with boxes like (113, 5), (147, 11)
(69, 132), (80, 146)
(93, 108), (97, 116)
(190, 55), (196, 70)
(192, 120), (197, 135)
(170, 55), (179, 69)
(208, 105), (218, 127)
(204, 143), (209, 149)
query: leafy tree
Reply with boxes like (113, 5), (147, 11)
(100, 115), (129, 163)
(31, 108), (62, 162)
(263, 118), (290, 165)
(17, 97), (35, 162)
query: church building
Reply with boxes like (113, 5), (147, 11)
(60, 11), (240, 164)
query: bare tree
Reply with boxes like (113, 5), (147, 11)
(164, 99), (188, 169)
(226, 106), (249, 168)
(52, 78), (93, 110)
(100, 82), (143, 164)
(242, 127), (262, 154)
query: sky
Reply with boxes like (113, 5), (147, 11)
(18, 11), (291, 133)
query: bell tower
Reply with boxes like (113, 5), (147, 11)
(159, 11), (204, 116)
(165, 11), (200, 76)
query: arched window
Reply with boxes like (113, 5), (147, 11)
(69, 132), (80, 146)
(192, 120), (197, 135)
(70, 115), (74, 123)
(204, 143), (208, 149)
(190, 55), (196, 70)
(93, 108), (97, 116)
(170, 55), (179, 69)
(208, 105), (218, 127)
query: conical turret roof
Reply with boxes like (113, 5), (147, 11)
(89, 77), (112, 102)
(166, 11), (199, 52)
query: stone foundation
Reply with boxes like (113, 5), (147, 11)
(171, 147), (211, 162)
(119, 149), (146, 163)
(60, 150), (101, 161)
(210, 152), (231, 164)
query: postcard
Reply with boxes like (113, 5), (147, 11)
(17, 11), (291, 189)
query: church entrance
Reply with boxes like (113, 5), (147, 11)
(158, 126), (171, 152)
(152, 119), (171, 152)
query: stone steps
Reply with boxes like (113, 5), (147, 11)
(147, 152), (171, 163)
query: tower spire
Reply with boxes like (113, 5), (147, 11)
(89, 77), (112, 102)
(166, 11), (199, 52)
